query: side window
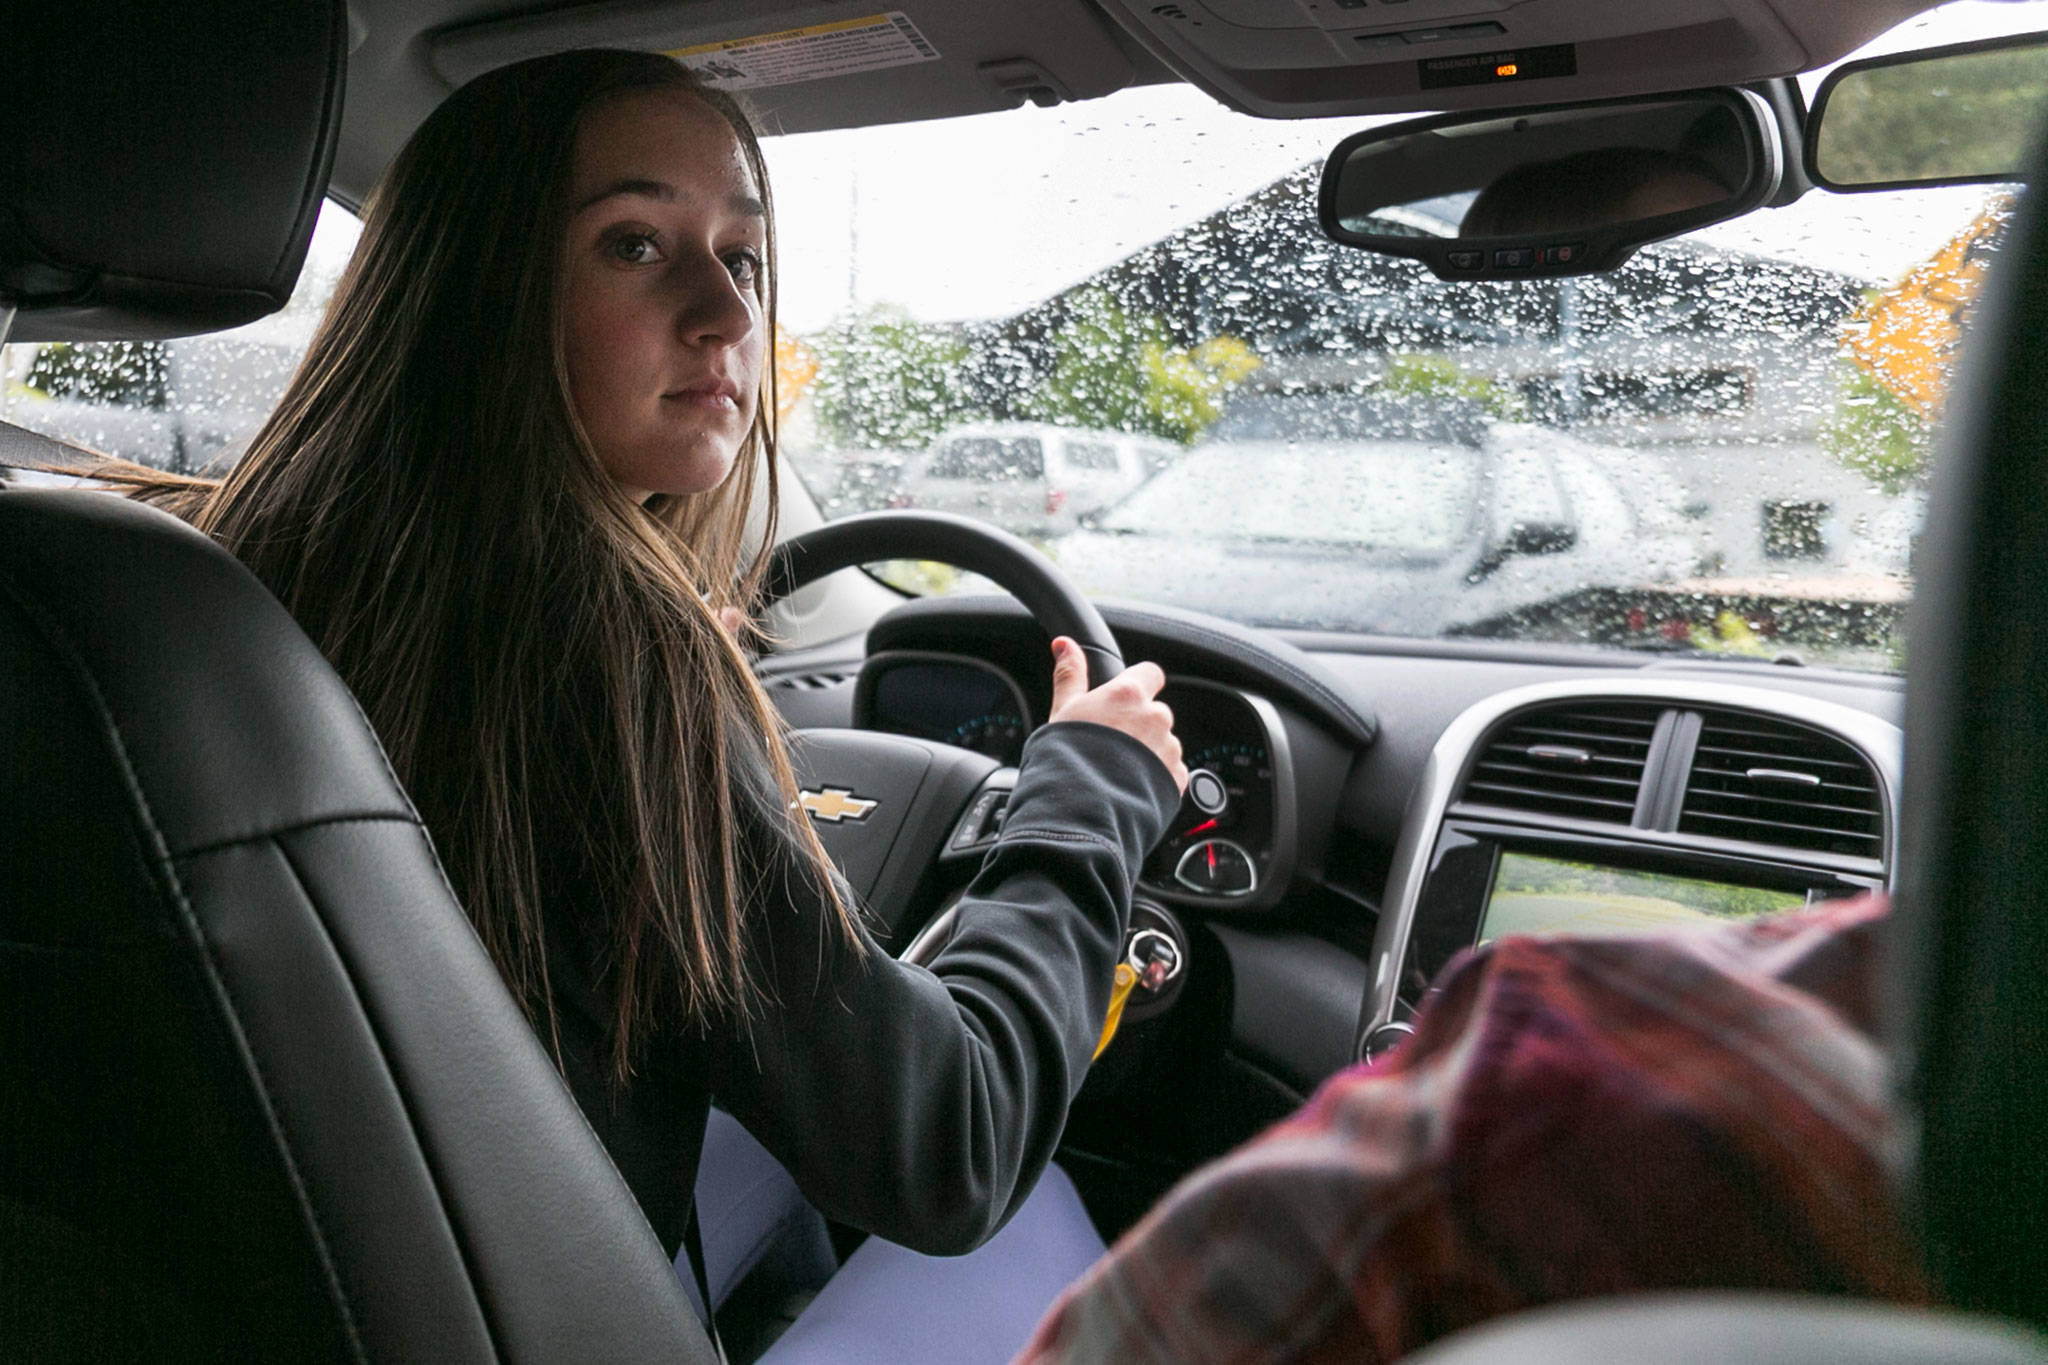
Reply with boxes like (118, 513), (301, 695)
(925, 436), (1044, 480)
(926, 437), (991, 479)
(1136, 441), (1177, 478)
(1, 199), (362, 474)
(1063, 439), (1120, 472)
(1763, 499), (1831, 560)
(1548, 450), (1637, 539)
(1489, 448), (1571, 531)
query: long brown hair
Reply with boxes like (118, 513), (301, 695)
(128, 50), (855, 1079)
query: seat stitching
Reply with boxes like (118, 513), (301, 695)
(318, 654), (424, 823)
(174, 811), (420, 860)
(0, 564), (372, 1364)
(267, 821), (705, 1357)
(269, 828), (507, 1361)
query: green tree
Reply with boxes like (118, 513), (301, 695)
(1820, 361), (1934, 494)
(811, 304), (981, 449)
(1139, 334), (1263, 444)
(1023, 289), (1158, 435)
(1378, 353), (1527, 420)
(1024, 288), (1261, 444)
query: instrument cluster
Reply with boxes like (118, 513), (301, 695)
(1142, 681), (1286, 907)
(857, 654), (1295, 909)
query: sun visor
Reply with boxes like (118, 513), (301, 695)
(0, 0), (346, 342)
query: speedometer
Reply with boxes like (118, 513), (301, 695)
(857, 653), (1034, 767)
(950, 711), (1029, 761)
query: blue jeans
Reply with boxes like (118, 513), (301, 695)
(684, 1110), (1107, 1364)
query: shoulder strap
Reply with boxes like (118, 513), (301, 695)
(683, 1204), (729, 1364)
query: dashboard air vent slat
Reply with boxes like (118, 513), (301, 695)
(1679, 711), (1882, 860)
(768, 669), (856, 692)
(1462, 703), (1662, 825)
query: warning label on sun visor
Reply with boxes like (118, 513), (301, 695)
(666, 13), (940, 91)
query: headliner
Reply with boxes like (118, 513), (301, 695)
(335, 0), (1946, 206)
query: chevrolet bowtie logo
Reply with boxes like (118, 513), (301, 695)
(799, 787), (880, 823)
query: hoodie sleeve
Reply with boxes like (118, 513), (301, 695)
(707, 721), (1179, 1255)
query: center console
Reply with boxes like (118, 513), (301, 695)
(1357, 679), (1901, 1060)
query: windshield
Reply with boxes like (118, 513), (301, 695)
(1100, 441), (1483, 554)
(765, 0), (2047, 670)
(927, 435), (1044, 481)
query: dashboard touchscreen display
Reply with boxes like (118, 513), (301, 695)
(1480, 852), (1807, 941)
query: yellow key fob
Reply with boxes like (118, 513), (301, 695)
(1093, 963), (1140, 1061)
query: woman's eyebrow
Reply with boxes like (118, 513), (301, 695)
(575, 178), (766, 219)
(575, 177), (676, 213)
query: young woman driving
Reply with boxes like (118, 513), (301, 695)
(119, 47), (1185, 1350)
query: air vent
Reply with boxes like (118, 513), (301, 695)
(1462, 703), (1662, 824)
(767, 670), (856, 692)
(1678, 712), (1882, 860)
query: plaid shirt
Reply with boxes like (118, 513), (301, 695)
(1017, 896), (1925, 1364)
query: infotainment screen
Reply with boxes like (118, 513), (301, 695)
(1480, 852), (1808, 942)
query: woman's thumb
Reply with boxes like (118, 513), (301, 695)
(1049, 637), (1087, 716)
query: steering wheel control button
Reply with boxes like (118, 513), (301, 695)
(949, 788), (1012, 851)
(1188, 768), (1228, 815)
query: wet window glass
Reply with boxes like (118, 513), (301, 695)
(1064, 439), (1120, 472)
(925, 436), (1045, 481)
(1, 202), (363, 475)
(763, 0), (2048, 670)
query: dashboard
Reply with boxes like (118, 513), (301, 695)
(857, 655), (1301, 912)
(763, 593), (1906, 1111)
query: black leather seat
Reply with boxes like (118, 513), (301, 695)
(0, 2), (715, 1359)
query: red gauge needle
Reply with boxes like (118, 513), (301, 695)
(1206, 842), (1217, 875)
(1183, 818), (1219, 838)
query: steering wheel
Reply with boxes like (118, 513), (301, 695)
(760, 510), (1127, 959)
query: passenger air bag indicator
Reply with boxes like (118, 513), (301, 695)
(1418, 43), (1575, 90)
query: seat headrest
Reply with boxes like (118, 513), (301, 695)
(1896, 123), (2048, 1326)
(0, 0), (345, 342)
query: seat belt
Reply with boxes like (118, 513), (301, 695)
(684, 1204), (729, 1364)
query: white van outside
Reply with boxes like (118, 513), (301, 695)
(898, 421), (1172, 536)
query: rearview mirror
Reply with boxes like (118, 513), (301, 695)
(1807, 31), (2048, 192)
(1318, 89), (1782, 282)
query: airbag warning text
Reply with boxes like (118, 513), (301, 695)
(667, 13), (939, 92)
(1418, 43), (1576, 90)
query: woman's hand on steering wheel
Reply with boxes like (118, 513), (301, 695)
(1048, 636), (1189, 794)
